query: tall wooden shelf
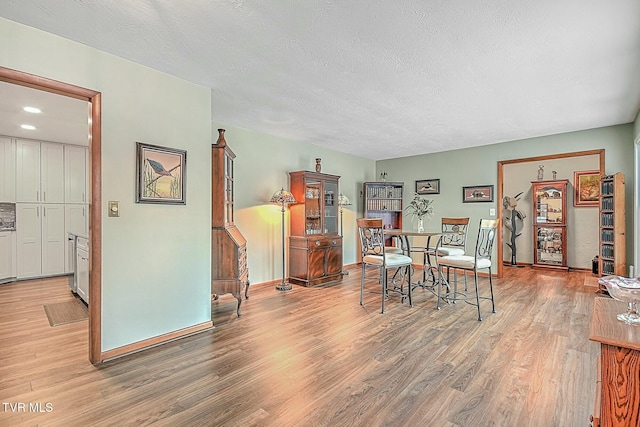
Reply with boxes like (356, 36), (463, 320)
(532, 179), (569, 270)
(211, 129), (248, 317)
(599, 173), (625, 277)
(363, 182), (403, 245)
(288, 170), (342, 287)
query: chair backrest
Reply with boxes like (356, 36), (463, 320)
(356, 218), (385, 257)
(474, 218), (500, 261)
(440, 217), (470, 249)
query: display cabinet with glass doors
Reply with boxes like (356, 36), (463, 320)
(288, 170), (342, 287)
(531, 179), (569, 270)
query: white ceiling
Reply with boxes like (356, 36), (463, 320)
(1, 1), (639, 160)
(0, 81), (89, 146)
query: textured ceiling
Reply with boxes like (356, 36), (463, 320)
(1, 1), (639, 160)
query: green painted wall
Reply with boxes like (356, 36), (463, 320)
(377, 124), (635, 270)
(211, 123), (376, 284)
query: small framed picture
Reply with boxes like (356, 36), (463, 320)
(462, 185), (494, 203)
(416, 179), (440, 195)
(573, 170), (600, 207)
(136, 142), (187, 205)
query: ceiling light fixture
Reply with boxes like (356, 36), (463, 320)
(23, 106), (41, 113)
(21, 124), (36, 130)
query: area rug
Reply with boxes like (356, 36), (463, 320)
(43, 299), (88, 327)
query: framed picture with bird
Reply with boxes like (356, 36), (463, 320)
(136, 142), (186, 204)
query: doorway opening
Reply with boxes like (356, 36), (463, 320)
(496, 150), (604, 278)
(0, 66), (103, 364)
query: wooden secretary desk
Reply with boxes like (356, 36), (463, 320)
(211, 129), (248, 316)
(288, 170), (343, 287)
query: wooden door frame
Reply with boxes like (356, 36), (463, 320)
(0, 67), (102, 364)
(496, 149), (604, 278)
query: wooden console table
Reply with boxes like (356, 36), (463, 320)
(589, 297), (640, 426)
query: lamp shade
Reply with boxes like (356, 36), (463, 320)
(270, 188), (297, 205)
(338, 193), (352, 206)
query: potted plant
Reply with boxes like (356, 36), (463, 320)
(405, 193), (434, 232)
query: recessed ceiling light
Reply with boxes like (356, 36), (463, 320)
(23, 106), (41, 113)
(21, 124), (36, 130)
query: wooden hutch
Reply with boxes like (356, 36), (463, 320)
(363, 181), (404, 246)
(211, 129), (248, 316)
(531, 179), (569, 270)
(288, 170), (343, 287)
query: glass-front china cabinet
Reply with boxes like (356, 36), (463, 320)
(531, 179), (568, 270)
(288, 170), (342, 287)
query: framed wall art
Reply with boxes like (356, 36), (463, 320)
(573, 170), (600, 207)
(462, 185), (494, 203)
(416, 179), (440, 195)
(136, 142), (186, 204)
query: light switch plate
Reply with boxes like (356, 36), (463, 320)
(108, 201), (120, 217)
(489, 208), (496, 216)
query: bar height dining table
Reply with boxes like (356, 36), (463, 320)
(383, 229), (442, 291)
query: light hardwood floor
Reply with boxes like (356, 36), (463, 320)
(0, 266), (601, 426)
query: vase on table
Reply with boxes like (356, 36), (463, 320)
(418, 218), (424, 233)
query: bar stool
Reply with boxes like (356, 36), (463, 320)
(357, 218), (413, 313)
(434, 218), (499, 321)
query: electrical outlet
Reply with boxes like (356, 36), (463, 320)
(489, 208), (496, 216)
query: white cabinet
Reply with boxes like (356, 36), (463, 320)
(76, 236), (89, 304)
(16, 203), (65, 279)
(64, 204), (88, 274)
(0, 231), (16, 282)
(42, 204), (65, 276)
(16, 140), (64, 203)
(64, 145), (88, 203)
(13, 140), (88, 280)
(41, 143), (64, 203)
(16, 140), (41, 203)
(0, 137), (16, 202)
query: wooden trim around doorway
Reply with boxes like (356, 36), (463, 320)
(0, 66), (103, 364)
(497, 149), (605, 278)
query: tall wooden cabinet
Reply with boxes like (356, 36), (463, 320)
(211, 129), (248, 317)
(532, 179), (569, 270)
(599, 173), (625, 277)
(288, 170), (342, 287)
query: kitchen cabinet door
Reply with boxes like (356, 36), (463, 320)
(40, 143), (64, 203)
(16, 141), (64, 203)
(16, 203), (42, 278)
(64, 145), (88, 203)
(0, 137), (16, 202)
(41, 204), (65, 276)
(16, 203), (65, 278)
(16, 140), (41, 203)
(0, 231), (15, 282)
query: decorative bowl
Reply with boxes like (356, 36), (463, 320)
(598, 276), (640, 325)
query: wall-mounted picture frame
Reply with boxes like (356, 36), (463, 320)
(136, 142), (186, 205)
(573, 170), (600, 207)
(462, 185), (494, 203)
(416, 179), (440, 195)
